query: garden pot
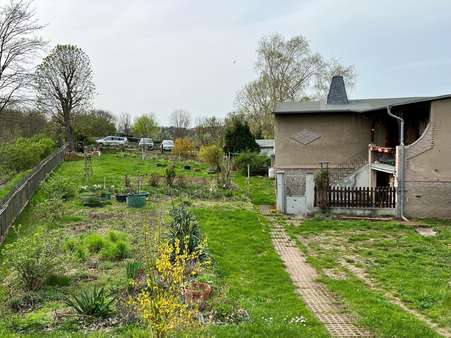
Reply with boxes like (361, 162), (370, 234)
(100, 191), (112, 201)
(115, 193), (128, 202)
(126, 193), (147, 208)
(183, 282), (211, 309)
(80, 192), (103, 207)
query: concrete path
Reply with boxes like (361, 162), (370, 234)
(267, 215), (373, 337)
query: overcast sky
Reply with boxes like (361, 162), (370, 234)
(32, 0), (451, 125)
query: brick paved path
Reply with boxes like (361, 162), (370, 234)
(270, 221), (373, 337)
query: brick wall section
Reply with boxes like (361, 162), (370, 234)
(405, 181), (451, 218)
(403, 99), (451, 218)
(405, 123), (434, 161)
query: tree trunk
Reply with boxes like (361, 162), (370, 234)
(63, 110), (74, 151)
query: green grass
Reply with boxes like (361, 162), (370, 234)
(284, 217), (451, 336)
(193, 206), (329, 337)
(233, 175), (275, 205)
(0, 170), (30, 201)
(59, 153), (209, 188)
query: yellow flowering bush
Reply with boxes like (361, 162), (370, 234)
(133, 238), (209, 337)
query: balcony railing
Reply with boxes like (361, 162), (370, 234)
(369, 144), (395, 166)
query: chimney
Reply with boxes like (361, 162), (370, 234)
(327, 75), (348, 104)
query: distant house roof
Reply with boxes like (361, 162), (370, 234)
(274, 75), (451, 115)
(274, 97), (432, 115)
(256, 139), (274, 148)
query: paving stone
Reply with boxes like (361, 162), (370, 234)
(268, 221), (374, 337)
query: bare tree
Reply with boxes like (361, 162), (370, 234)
(0, 0), (46, 112)
(194, 116), (224, 147)
(235, 33), (356, 137)
(170, 109), (191, 138)
(34, 45), (95, 151)
(118, 112), (132, 135)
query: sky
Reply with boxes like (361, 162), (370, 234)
(30, 0), (451, 125)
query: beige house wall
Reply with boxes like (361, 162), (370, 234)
(274, 113), (372, 169)
(404, 98), (451, 218)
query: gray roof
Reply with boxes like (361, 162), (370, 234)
(274, 97), (432, 114)
(256, 139), (274, 148)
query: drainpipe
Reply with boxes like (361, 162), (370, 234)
(386, 106), (408, 221)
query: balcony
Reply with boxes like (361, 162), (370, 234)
(369, 144), (396, 175)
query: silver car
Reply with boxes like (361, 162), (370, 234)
(139, 138), (154, 150)
(96, 136), (128, 146)
(160, 140), (175, 151)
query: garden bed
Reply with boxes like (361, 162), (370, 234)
(0, 153), (282, 336)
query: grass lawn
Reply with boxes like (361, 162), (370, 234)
(59, 152), (210, 187)
(233, 175), (275, 205)
(283, 217), (450, 337)
(193, 206), (329, 337)
(0, 170), (30, 201)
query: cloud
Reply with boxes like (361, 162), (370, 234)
(32, 0), (451, 124)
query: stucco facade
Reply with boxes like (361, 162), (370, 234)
(403, 98), (451, 218)
(274, 113), (372, 169)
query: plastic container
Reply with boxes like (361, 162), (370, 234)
(126, 193), (147, 208)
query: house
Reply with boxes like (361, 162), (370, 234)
(256, 139), (275, 157)
(273, 75), (451, 218)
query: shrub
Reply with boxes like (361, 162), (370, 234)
(3, 229), (62, 290)
(223, 120), (259, 154)
(34, 198), (65, 224)
(314, 169), (329, 210)
(84, 233), (107, 253)
(101, 240), (131, 261)
(133, 240), (208, 336)
(167, 204), (203, 257)
(235, 152), (270, 176)
(8, 292), (42, 312)
(64, 238), (88, 261)
(107, 230), (127, 243)
(149, 173), (160, 187)
(199, 145), (223, 172)
(173, 138), (194, 158)
(41, 175), (77, 200)
(64, 287), (115, 318)
(0, 136), (56, 172)
(165, 165), (176, 187)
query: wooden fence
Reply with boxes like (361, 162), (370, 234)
(0, 145), (66, 244)
(315, 186), (396, 209)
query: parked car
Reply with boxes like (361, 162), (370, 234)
(160, 139), (175, 151)
(138, 138), (154, 150)
(96, 136), (128, 146)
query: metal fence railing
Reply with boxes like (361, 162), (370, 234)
(0, 145), (66, 244)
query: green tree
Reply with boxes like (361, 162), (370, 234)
(34, 45), (95, 151)
(132, 114), (159, 138)
(74, 109), (116, 140)
(223, 119), (259, 154)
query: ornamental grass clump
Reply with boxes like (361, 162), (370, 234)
(64, 287), (115, 319)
